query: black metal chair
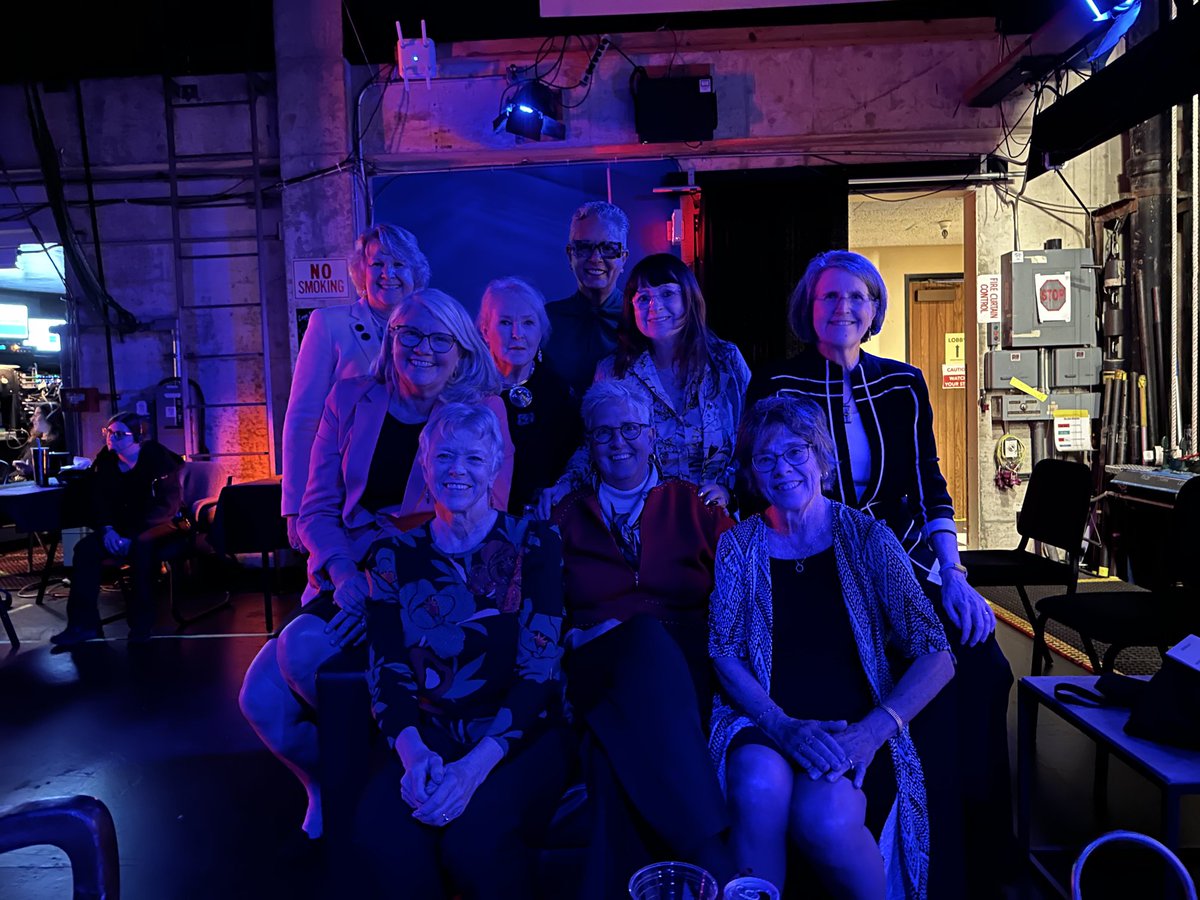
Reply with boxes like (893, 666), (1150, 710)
(960, 458), (1093, 675)
(1, 587), (17, 650)
(164, 461), (232, 628)
(0, 795), (120, 899)
(209, 478), (289, 635)
(1037, 474), (1200, 674)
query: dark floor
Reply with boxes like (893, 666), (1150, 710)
(1, 550), (1197, 899)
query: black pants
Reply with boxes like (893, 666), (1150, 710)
(351, 724), (572, 900)
(66, 523), (185, 634)
(566, 616), (732, 900)
(908, 607), (1016, 899)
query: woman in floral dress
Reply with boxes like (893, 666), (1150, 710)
(353, 402), (569, 899)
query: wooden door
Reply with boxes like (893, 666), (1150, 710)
(908, 277), (967, 531)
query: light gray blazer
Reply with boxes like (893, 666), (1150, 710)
(281, 297), (382, 515)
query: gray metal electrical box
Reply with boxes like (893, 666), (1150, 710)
(1001, 248), (1098, 348)
(1050, 347), (1102, 388)
(984, 349), (1041, 390)
(997, 391), (1100, 421)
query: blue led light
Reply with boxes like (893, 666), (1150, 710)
(517, 104), (535, 114)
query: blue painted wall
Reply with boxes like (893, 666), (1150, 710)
(370, 160), (681, 315)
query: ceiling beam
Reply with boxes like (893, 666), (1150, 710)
(963, 4), (1105, 108)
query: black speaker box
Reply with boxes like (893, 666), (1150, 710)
(633, 75), (718, 144)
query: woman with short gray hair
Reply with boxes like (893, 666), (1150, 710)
(354, 400), (570, 896)
(552, 378), (735, 898)
(712, 395), (953, 898)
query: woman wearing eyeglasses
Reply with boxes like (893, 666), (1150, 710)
(49, 412), (185, 647)
(281, 223), (431, 555)
(239, 288), (512, 841)
(710, 396), (952, 899)
(539, 253), (750, 518)
(552, 380), (735, 898)
(745, 250), (1014, 896)
(476, 277), (582, 514)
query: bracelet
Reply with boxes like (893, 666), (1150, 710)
(926, 527), (958, 539)
(754, 704), (780, 727)
(879, 702), (904, 735)
(944, 562), (969, 576)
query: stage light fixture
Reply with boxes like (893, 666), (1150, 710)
(492, 81), (566, 142)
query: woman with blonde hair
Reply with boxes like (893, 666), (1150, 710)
(240, 288), (512, 842)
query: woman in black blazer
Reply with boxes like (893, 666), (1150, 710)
(746, 250), (1015, 898)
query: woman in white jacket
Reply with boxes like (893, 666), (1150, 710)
(280, 223), (431, 551)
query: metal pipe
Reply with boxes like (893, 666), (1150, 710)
(1192, 91), (1198, 451)
(73, 82), (118, 416)
(1169, 103), (1180, 451)
(1126, 0), (1169, 449)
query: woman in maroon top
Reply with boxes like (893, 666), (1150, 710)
(552, 379), (733, 899)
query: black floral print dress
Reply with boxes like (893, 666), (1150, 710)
(362, 514), (565, 759)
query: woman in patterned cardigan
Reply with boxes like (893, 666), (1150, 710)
(709, 396), (952, 899)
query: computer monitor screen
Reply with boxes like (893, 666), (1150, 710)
(0, 304), (28, 340)
(26, 318), (65, 352)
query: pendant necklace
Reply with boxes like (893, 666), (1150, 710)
(504, 362), (535, 409)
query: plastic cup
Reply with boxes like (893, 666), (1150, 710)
(722, 876), (781, 900)
(628, 861), (720, 900)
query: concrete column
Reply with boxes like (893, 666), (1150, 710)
(273, 0), (357, 359)
(271, 0), (357, 473)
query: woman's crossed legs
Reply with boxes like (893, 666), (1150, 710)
(726, 742), (885, 899)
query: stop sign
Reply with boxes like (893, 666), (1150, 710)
(1039, 278), (1067, 311)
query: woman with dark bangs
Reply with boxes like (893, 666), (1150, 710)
(538, 253), (750, 515)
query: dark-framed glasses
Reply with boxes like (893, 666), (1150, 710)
(589, 422), (650, 444)
(389, 326), (458, 354)
(100, 427), (134, 440)
(750, 443), (813, 472)
(567, 240), (625, 260)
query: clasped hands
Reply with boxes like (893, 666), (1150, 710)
(396, 731), (499, 828)
(763, 711), (884, 790)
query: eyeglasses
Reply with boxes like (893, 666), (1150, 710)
(750, 443), (813, 472)
(632, 284), (682, 307)
(567, 240), (625, 260)
(816, 291), (877, 310)
(100, 427), (134, 440)
(589, 422), (650, 444)
(389, 327), (458, 354)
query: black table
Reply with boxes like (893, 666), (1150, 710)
(0, 481), (86, 605)
(1017, 675), (1200, 896)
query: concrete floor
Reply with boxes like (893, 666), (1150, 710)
(1, 562), (1197, 899)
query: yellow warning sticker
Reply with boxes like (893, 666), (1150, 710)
(1009, 377), (1048, 402)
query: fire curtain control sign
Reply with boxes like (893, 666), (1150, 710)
(976, 274), (1001, 323)
(1035, 271), (1071, 323)
(293, 258), (351, 301)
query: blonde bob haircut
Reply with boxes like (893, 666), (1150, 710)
(349, 223), (432, 297)
(371, 289), (501, 403)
